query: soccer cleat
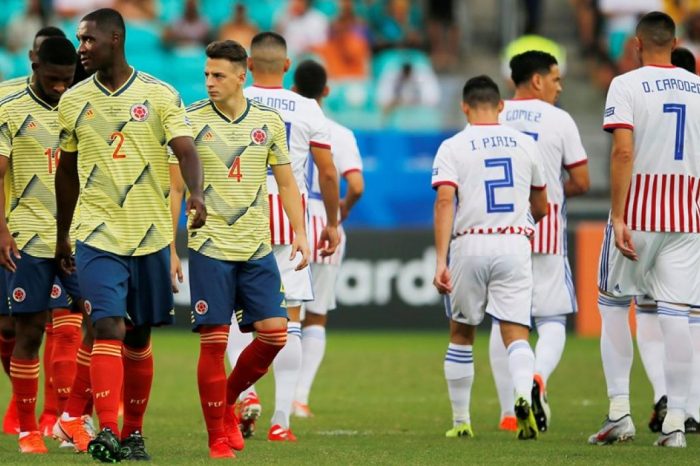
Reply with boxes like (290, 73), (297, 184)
(514, 397), (538, 440)
(60, 440), (75, 449)
(654, 430), (687, 448)
(499, 416), (517, 432)
(18, 431), (48, 454)
(268, 424), (297, 442)
(445, 423), (474, 438)
(224, 407), (244, 451)
(2, 396), (19, 434)
(38, 412), (57, 437)
(685, 417), (700, 433)
(531, 374), (550, 432)
(120, 430), (151, 461)
(87, 427), (122, 463)
(648, 395), (667, 433)
(292, 401), (314, 418)
(209, 437), (235, 459)
(83, 415), (97, 438)
(238, 393), (262, 439)
(587, 414), (636, 445)
(53, 415), (94, 452)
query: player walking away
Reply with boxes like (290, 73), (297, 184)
(0, 37), (78, 455)
(589, 11), (700, 448)
(54, 8), (206, 462)
(226, 31), (339, 441)
(290, 60), (364, 418)
(432, 75), (548, 441)
(488, 50), (590, 433)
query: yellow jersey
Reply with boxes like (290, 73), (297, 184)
(0, 76), (29, 212)
(58, 68), (193, 256)
(187, 98), (289, 261)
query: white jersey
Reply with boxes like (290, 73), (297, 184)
(307, 118), (363, 265)
(501, 98), (587, 254)
(431, 124), (546, 238)
(244, 85), (331, 245)
(604, 65), (700, 233)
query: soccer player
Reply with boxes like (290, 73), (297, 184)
(226, 31), (339, 441)
(177, 39), (310, 459)
(54, 8), (206, 462)
(290, 60), (364, 417)
(0, 36), (78, 454)
(488, 50), (589, 432)
(589, 11), (700, 448)
(432, 75), (548, 440)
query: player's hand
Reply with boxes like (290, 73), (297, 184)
(612, 218), (637, 261)
(0, 229), (19, 273)
(291, 235), (310, 271)
(318, 224), (339, 257)
(433, 262), (452, 294)
(187, 194), (207, 229)
(170, 249), (184, 293)
(339, 199), (350, 222)
(55, 237), (75, 275)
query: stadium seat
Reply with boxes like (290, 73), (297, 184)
(165, 47), (207, 104)
(0, 0), (25, 28)
(386, 105), (443, 131)
(371, 49), (433, 80)
(159, 0), (185, 23)
(0, 48), (15, 81)
(130, 49), (167, 80)
(201, 0), (236, 27)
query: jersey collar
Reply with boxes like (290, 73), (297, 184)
(210, 98), (251, 124)
(27, 85), (57, 111)
(93, 67), (138, 97)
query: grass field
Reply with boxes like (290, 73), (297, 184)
(0, 330), (698, 465)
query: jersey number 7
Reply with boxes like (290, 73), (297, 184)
(663, 103), (685, 160)
(484, 158), (514, 213)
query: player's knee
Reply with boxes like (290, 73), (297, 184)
(124, 324), (151, 349)
(303, 311), (326, 327)
(93, 316), (126, 341)
(14, 312), (48, 355)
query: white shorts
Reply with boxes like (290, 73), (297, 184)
(531, 253), (577, 317)
(273, 245), (313, 306)
(598, 226), (700, 305)
(446, 235), (532, 328)
(304, 263), (339, 315)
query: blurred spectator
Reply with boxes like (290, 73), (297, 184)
(218, 4), (259, 50)
(5, 0), (46, 53)
(163, 0), (211, 48)
(114, 0), (156, 21)
(522, 0), (543, 34)
(275, 0), (329, 58)
(569, 0), (600, 56)
(683, 11), (700, 69)
(598, 0), (661, 61)
(54, 0), (113, 19)
(426, 0), (458, 71)
(376, 62), (440, 114)
(315, 0), (371, 79)
(372, 0), (424, 52)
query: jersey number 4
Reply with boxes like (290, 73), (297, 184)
(228, 157), (242, 181)
(484, 158), (514, 213)
(663, 103), (685, 160)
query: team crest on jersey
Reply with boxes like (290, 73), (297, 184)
(12, 288), (25, 303)
(51, 284), (62, 299)
(250, 128), (268, 145)
(130, 104), (149, 122)
(195, 300), (208, 315)
(84, 300), (92, 315)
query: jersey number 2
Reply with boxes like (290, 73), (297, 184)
(484, 158), (514, 213)
(663, 103), (685, 160)
(110, 131), (126, 159)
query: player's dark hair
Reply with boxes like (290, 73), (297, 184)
(250, 32), (287, 52)
(294, 60), (327, 100)
(82, 8), (126, 36)
(509, 51), (558, 86)
(35, 26), (65, 40)
(672, 47), (696, 74)
(206, 40), (247, 67)
(37, 37), (77, 66)
(462, 75), (500, 107)
(636, 11), (675, 47)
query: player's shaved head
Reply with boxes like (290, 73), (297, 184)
(206, 40), (247, 69)
(82, 8), (126, 38)
(37, 37), (77, 66)
(294, 60), (327, 100)
(672, 47), (696, 74)
(510, 51), (558, 86)
(35, 26), (65, 41)
(636, 11), (675, 48)
(250, 32), (287, 73)
(462, 75), (501, 108)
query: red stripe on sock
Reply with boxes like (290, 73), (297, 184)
(91, 340), (123, 433)
(10, 358), (40, 432)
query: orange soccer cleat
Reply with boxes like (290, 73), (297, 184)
(268, 424), (297, 442)
(53, 415), (94, 452)
(18, 431), (48, 454)
(499, 416), (518, 432)
(209, 437), (235, 459)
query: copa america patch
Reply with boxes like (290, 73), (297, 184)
(50, 284), (62, 299)
(194, 300), (208, 315)
(250, 128), (268, 145)
(12, 287), (26, 303)
(130, 103), (149, 122)
(84, 300), (92, 315)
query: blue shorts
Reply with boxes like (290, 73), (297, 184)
(5, 251), (82, 315)
(189, 249), (287, 332)
(0, 273), (8, 316)
(76, 242), (174, 326)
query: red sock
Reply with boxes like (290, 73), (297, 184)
(226, 329), (287, 404)
(198, 326), (228, 445)
(122, 342), (153, 439)
(83, 397), (94, 417)
(10, 357), (40, 432)
(0, 335), (14, 376)
(51, 310), (82, 413)
(91, 340), (123, 433)
(41, 323), (58, 417)
(65, 341), (93, 418)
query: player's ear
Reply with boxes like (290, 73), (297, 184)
(284, 58), (291, 72)
(532, 73), (542, 92)
(461, 101), (469, 117)
(247, 57), (254, 72)
(31, 62), (39, 72)
(323, 85), (329, 97)
(634, 36), (642, 55)
(497, 99), (504, 113)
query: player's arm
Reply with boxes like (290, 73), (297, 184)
(310, 145), (339, 255)
(169, 163), (185, 292)
(55, 150), (79, 273)
(564, 163), (590, 197)
(340, 170), (364, 222)
(433, 185), (455, 294)
(0, 157), (18, 272)
(272, 163), (310, 270)
(529, 187), (549, 223)
(610, 128), (637, 260)
(169, 136), (206, 229)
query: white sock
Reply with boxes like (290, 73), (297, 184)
(635, 309), (667, 403)
(534, 316), (567, 385)
(227, 323), (257, 400)
(598, 294), (633, 419)
(295, 325), (326, 405)
(686, 312), (700, 421)
(657, 302), (692, 433)
(444, 343), (474, 426)
(506, 339), (535, 405)
(489, 321), (514, 417)
(271, 322), (302, 429)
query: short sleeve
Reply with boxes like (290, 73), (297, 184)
(528, 141), (546, 190)
(0, 108), (12, 158)
(308, 101), (331, 150)
(161, 91), (194, 142)
(431, 141), (458, 190)
(561, 112), (588, 169)
(334, 128), (363, 176)
(603, 76), (633, 133)
(58, 99), (78, 153)
(268, 114), (290, 166)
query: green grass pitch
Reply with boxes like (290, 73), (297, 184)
(0, 330), (698, 464)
